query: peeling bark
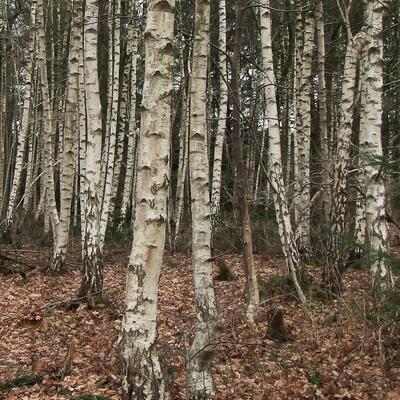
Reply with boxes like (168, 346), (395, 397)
(121, 1), (175, 398)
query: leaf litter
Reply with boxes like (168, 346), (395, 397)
(0, 245), (399, 399)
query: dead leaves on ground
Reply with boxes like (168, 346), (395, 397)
(0, 248), (399, 399)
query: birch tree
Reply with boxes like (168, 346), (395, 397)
(3, 0), (36, 233)
(327, 4), (369, 293)
(121, 0), (175, 398)
(188, 0), (219, 395)
(37, 0), (59, 240)
(48, 0), (80, 273)
(259, 0), (306, 304)
(119, 0), (138, 228)
(316, 1), (331, 223)
(294, 3), (314, 256)
(99, 0), (121, 248)
(79, 0), (104, 298)
(361, 0), (393, 290)
(173, 55), (190, 246)
(210, 0), (227, 228)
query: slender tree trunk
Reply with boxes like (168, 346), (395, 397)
(48, 0), (80, 274)
(0, 18), (6, 216)
(260, 0), (306, 304)
(326, 23), (369, 293)
(37, 0), (60, 242)
(188, 0), (219, 396)
(173, 56), (190, 247)
(294, 4), (314, 256)
(119, 0), (138, 228)
(362, 0), (393, 290)
(99, 0), (121, 249)
(316, 1), (331, 224)
(121, 1), (175, 398)
(354, 55), (367, 256)
(210, 0), (228, 228)
(3, 0), (36, 233)
(230, 0), (260, 322)
(79, 0), (104, 298)
(78, 25), (87, 255)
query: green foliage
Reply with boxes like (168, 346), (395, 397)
(74, 396), (112, 400)
(58, 387), (73, 395)
(0, 374), (43, 392)
(358, 152), (400, 176)
(95, 291), (117, 308)
(40, 231), (54, 247)
(258, 272), (330, 303)
(349, 289), (400, 332)
(308, 369), (323, 388)
(257, 274), (294, 301)
(105, 221), (132, 245)
(307, 283), (331, 302)
(387, 255), (400, 276)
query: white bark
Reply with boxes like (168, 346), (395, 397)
(362, 0), (393, 289)
(354, 56), (367, 252)
(328, 20), (369, 290)
(254, 107), (266, 202)
(173, 57), (190, 246)
(79, 0), (103, 297)
(316, 2), (331, 223)
(119, 5), (138, 226)
(37, 0), (59, 241)
(3, 0), (36, 232)
(260, 0), (306, 304)
(121, 1), (175, 398)
(78, 23), (87, 255)
(294, 6), (314, 255)
(99, 0), (121, 249)
(49, 0), (80, 273)
(189, 0), (219, 396)
(210, 0), (228, 227)
(22, 111), (37, 213)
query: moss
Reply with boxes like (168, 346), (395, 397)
(258, 274), (294, 301)
(308, 369), (323, 388)
(0, 374), (43, 392)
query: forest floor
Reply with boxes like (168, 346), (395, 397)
(0, 239), (399, 399)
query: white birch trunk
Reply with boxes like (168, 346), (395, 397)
(327, 25), (369, 291)
(362, 0), (393, 290)
(316, 2), (331, 223)
(99, 0), (121, 249)
(119, 0), (138, 229)
(37, 0), (60, 241)
(188, 0), (219, 396)
(22, 112), (37, 213)
(260, 0), (306, 304)
(79, 0), (104, 297)
(210, 0), (227, 227)
(173, 57), (190, 246)
(354, 55), (367, 254)
(121, 1), (175, 398)
(78, 25), (87, 255)
(3, 0), (36, 232)
(49, 0), (80, 273)
(294, 6), (314, 256)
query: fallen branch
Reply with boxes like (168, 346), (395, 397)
(0, 253), (36, 276)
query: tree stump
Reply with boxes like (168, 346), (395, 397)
(265, 308), (292, 342)
(215, 258), (235, 281)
